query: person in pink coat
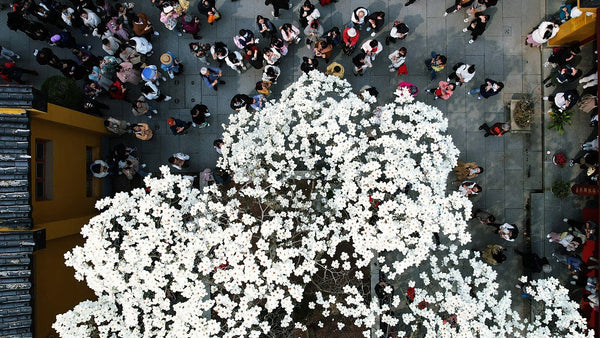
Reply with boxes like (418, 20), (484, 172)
(425, 81), (456, 100)
(116, 61), (141, 84)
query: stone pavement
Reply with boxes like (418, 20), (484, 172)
(2, 0), (597, 330)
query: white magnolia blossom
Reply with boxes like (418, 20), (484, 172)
(55, 72), (473, 336)
(400, 248), (592, 338)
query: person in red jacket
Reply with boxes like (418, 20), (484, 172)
(108, 80), (128, 101)
(479, 122), (510, 137)
(0, 62), (38, 84)
(425, 81), (456, 100)
(342, 27), (360, 55)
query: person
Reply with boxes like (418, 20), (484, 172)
(256, 15), (277, 39)
(50, 31), (88, 50)
(565, 218), (598, 241)
(342, 27), (360, 55)
(181, 15), (202, 40)
(131, 123), (153, 141)
(141, 82), (172, 102)
(160, 6), (183, 36)
(281, 23), (302, 45)
(543, 63), (581, 87)
(0, 62), (38, 84)
(464, 0), (487, 22)
(0, 45), (20, 62)
(230, 94), (254, 111)
(107, 17), (131, 41)
(104, 117), (130, 135)
(458, 181), (481, 198)
(375, 281), (394, 305)
(526, 21), (559, 47)
(472, 209), (495, 225)
(300, 57), (319, 74)
(130, 36), (153, 55)
(72, 49), (99, 72)
(349, 6), (368, 30)
(210, 41), (229, 66)
(119, 155), (147, 180)
(299, 0), (320, 28)
(361, 39), (383, 61)
(492, 223), (519, 241)
(200, 67), (225, 91)
(479, 122), (510, 137)
(213, 139), (224, 154)
(469, 78), (504, 99)
(225, 51), (246, 73)
(304, 20), (324, 49)
(80, 8), (101, 31)
(397, 82), (419, 97)
(263, 65), (281, 83)
(190, 104), (211, 128)
(266, 0), (291, 18)
(132, 96), (158, 119)
(326, 62), (344, 79)
(251, 94), (267, 111)
(388, 47), (407, 75)
(108, 80), (128, 101)
(33, 48), (61, 69)
(244, 45), (265, 69)
(463, 13), (489, 44)
(167, 117), (192, 135)
(448, 63), (476, 86)
(313, 39), (333, 63)
(90, 159), (116, 178)
(582, 138), (599, 152)
(482, 244), (506, 265)
(425, 52), (447, 80)
(168, 153), (190, 170)
(321, 27), (342, 47)
(116, 62), (141, 85)
(256, 80), (272, 96)
(263, 47), (281, 65)
(425, 81), (456, 100)
(198, 0), (220, 24)
(352, 51), (372, 76)
(453, 161), (483, 180)
(444, 0), (474, 16)
(386, 21), (409, 45)
(234, 29), (258, 49)
(513, 249), (551, 273)
(579, 72), (598, 89)
(559, 4), (573, 23)
(133, 12), (159, 39)
(160, 52), (182, 79)
(365, 11), (385, 37)
(543, 89), (579, 112)
(547, 231), (581, 251)
(189, 42), (211, 64)
(546, 46), (580, 68)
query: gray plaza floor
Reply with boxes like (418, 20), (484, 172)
(1, 0), (598, 330)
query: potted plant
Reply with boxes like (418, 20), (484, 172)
(548, 109), (574, 135)
(551, 180), (571, 199)
(511, 96), (535, 128)
(552, 153), (567, 168)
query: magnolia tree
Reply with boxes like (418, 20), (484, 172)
(392, 245), (592, 338)
(55, 72), (473, 337)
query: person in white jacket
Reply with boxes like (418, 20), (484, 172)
(129, 37), (153, 55)
(526, 21), (559, 47)
(141, 82), (171, 102)
(81, 8), (101, 30)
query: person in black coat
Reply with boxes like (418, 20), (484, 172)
(58, 59), (87, 80)
(34, 48), (62, 69)
(230, 94), (253, 111)
(197, 0), (217, 18)
(265, 0), (291, 18)
(299, 0), (317, 28)
(444, 0), (474, 16)
(300, 56), (319, 74)
(463, 13), (489, 44)
(365, 11), (385, 36)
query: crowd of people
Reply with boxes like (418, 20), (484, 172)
(2, 0), (599, 328)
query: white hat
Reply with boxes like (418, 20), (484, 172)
(347, 28), (357, 37)
(162, 5), (174, 13)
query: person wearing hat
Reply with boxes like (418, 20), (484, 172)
(141, 64), (167, 84)
(160, 5), (183, 36)
(167, 117), (192, 136)
(160, 52), (182, 79)
(200, 66), (225, 91)
(342, 27), (359, 55)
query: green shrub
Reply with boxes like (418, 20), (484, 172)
(40, 76), (83, 111)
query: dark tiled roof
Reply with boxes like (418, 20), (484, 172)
(0, 85), (45, 111)
(0, 112), (31, 230)
(0, 231), (34, 338)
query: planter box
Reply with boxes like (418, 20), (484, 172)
(509, 99), (532, 133)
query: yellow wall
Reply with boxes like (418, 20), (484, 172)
(28, 103), (106, 337)
(30, 104), (106, 228)
(33, 234), (95, 338)
(548, 10), (597, 47)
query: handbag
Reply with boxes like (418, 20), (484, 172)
(214, 11), (221, 21)
(208, 13), (215, 23)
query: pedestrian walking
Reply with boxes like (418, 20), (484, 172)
(463, 13), (490, 44)
(200, 67), (225, 91)
(479, 122), (510, 137)
(167, 117), (192, 136)
(425, 51), (447, 80)
(425, 81), (456, 100)
(190, 104), (211, 128)
(469, 78), (504, 99)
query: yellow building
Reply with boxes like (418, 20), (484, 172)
(0, 85), (106, 337)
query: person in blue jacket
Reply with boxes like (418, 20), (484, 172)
(200, 66), (225, 91)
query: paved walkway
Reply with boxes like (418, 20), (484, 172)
(2, 0), (597, 330)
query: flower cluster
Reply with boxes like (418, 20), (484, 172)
(56, 72), (472, 337)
